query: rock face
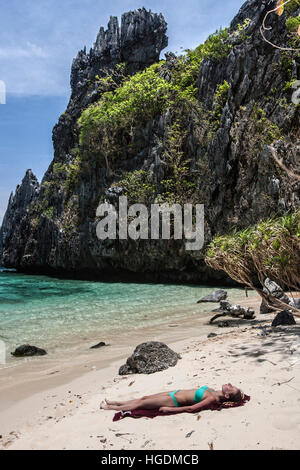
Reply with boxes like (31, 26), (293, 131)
(120, 9), (168, 71)
(0, 1), (299, 282)
(119, 341), (180, 375)
(0, 170), (39, 267)
(271, 310), (296, 327)
(11, 344), (47, 357)
(197, 289), (227, 303)
(260, 278), (292, 313)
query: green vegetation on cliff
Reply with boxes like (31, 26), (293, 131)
(286, 15), (300, 33)
(186, 27), (231, 64)
(116, 170), (156, 205)
(285, 0), (300, 14)
(77, 27), (233, 171)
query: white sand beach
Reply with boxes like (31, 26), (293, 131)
(0, 293), (299, 451)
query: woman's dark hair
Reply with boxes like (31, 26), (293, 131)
(229, 389), (243, 403)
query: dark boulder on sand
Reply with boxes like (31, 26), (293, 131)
(119, 341), (180, 375)
(197, 290), (227, 303)
(11, 344), (47, 357)
(271, 310), (296, 327)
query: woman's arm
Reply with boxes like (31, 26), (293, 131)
(159, 396), (217, 414)
(187, 396), (218, 413)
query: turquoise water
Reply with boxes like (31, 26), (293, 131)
(0, 269), (245, 365)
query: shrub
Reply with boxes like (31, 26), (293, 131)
(187, 28), (232, 64)
(212, 80), (230, 123)
(117, 170), (156, 205)
(286, 16), (300, 32)
(205, 210), (300, 310)
(286, 0), (300, 14)
(79, 64), (173, 145)
(44, 206), (55, 219)
(65, 156), (82, 197)
(159, 121), (196, 204)
(251, 106), (282, 144)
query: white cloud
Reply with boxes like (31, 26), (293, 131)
(0, 42), (47, 58)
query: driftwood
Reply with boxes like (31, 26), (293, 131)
(209, 310), (255, 325)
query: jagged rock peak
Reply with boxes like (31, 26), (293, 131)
(15, 170), (39, 203)
(92, 8), (168, 63)
(0, 170), (39, 264)
(71, 8), (168, 91)
(94, 16), (120, 60)
(4, 169), (39, 216)
(120, 8), (168, 64)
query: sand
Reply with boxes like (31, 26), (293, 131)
(0, 292), (299, 450)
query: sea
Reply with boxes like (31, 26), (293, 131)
(0, 268), (250, 367)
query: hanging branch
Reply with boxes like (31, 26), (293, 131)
(260, 0), (300, 51)
(269, 146), (300, 181)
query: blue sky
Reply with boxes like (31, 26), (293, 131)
(0, 0), (246, 224)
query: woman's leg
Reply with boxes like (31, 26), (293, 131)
(105, 397), (140, 406)
(103, 393), (174, 411)
(105, 391), (172, 407)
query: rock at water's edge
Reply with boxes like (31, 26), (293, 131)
(197, 290), (228, 303)
(11, 344), (47, 357)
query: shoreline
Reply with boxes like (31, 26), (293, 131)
(2, 266), (237, 286)
(0, 291), (299, 450)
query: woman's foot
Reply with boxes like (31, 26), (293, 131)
(105, 398), (118, 405)
(100, 400), (109, 410)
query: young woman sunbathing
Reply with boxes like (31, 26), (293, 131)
(100, 383), (243, 414)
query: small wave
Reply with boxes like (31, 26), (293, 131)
(0, 267), (17, 273)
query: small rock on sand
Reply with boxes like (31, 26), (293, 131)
(90, 342), (107, 349)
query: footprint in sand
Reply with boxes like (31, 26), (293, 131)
(272, 411), (300, 431)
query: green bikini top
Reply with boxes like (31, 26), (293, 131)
(194, 385), (209, 403)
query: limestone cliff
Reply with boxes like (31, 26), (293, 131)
(1, 1), (299, 282)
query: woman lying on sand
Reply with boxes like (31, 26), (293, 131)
(100, 383), (243, 414)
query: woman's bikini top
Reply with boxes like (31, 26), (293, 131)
(194, 385), (209, 403)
